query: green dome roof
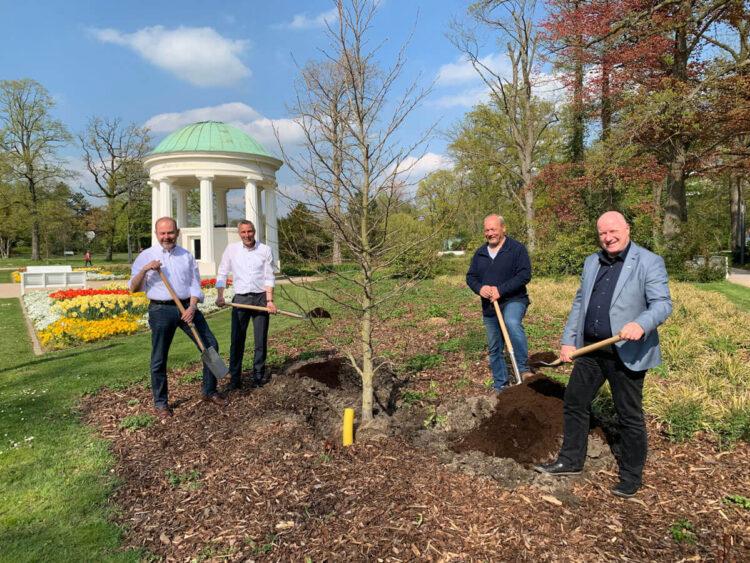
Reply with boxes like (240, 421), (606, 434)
(151, 121), (273, 158)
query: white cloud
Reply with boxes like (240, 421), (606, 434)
(433, 52), (565, 108)
(90, 26), (250, 87)
(144, 103), (261, 132)
(395, 152), (453, 181)
(274, 7), (338, 30)
(144, 102), (305, 151)
(436, 53), (510, 87)
(430, 86), (491, 109)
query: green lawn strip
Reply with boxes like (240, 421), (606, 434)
(0, 292), (307, 561)
(0, 254), (132, 269)
(695, 281), (750, 312)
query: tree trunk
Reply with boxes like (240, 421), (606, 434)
(106, 197), (116, 261)
(28, 178), (41, 261)
(360, 304), (373, 423)
(570, 42), (585, 163)
(524, 183), (535, 252)
(662, 141), (688, 243)
(600, 56), (612, 140)
(730, 174), (741, 251)
(332, 144), (343, 265)
(662, 6), (690, 244)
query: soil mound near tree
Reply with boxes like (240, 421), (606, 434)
(452, 374), (566, 465)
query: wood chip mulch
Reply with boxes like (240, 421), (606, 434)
(82, 368), (750, 562)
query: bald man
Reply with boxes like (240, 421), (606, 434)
(534, 211), (672, 498)
(466, 214), (533, 391)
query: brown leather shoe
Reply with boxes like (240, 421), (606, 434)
(521, 371), (534, 381)
(202, 394), (228, 407)
(154, 406), (173, 419)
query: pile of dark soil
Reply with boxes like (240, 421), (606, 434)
(452, 374), (566, 464)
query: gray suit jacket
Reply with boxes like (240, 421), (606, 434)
(561, 242), (672, 371)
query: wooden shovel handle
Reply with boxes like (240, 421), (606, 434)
(228, 302), (305, 319)
(492, 300), (522, 385)
(157, 269), (205, 352)
(570, 334), (622, 359)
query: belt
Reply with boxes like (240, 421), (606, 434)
(234, 291), (264, 296)
(150, 299), (190, 306)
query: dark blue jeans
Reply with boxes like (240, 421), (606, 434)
(147, 303), (220, 407)
(482, 300), (530, 389)
(229, 292), (270, 386)
(558, 353), (647, 486)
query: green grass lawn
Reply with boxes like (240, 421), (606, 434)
(0, 293), (306, 562)
(695, 280), (750, 312)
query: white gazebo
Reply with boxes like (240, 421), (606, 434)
(143, 121), (283, 275)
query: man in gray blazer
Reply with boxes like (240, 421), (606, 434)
(534, 211), (672, 498)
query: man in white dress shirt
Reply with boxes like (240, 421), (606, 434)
(215, 220), (278, 390)
(130, 217), (227, 418)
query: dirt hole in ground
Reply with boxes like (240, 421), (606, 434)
(452, 374), (568, 465)
(528, 351), (559, 366)
(286, 356), (348, 389)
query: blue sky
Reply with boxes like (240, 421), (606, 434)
(1, 0), (550, 211)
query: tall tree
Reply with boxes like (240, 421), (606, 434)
(0, 79), (71, 260)
(295, 60), (350, 265)
(449, 99), (562, 243)
(452, 0), (558, 251)
(79, 117), (150, 260)
(282, 0), (433, 422)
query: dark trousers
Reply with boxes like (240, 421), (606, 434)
(147, 303), (219, 407)
(559, 352), (647, 486)
(230, 292), (270, 386)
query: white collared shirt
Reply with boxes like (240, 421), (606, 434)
(216, 240), (275, 293)
(129, 245), (204, 302)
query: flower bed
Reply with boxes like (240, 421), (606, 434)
(72, 267), (129, 280)
(39, 316), (142, 349)
(49, 288), (131, 300)
(200, 278), (232, 288)
(24, 285), (234, 350)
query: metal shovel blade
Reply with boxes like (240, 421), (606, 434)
(306, 307), (332, 319)
(201, 346), (229, 379)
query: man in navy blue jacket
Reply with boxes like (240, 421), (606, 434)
(466, 215), (533, 391)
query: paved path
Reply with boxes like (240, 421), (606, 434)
(728, 268), (750, 288)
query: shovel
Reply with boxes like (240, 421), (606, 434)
(228, 302), (331, 320)
(158, 269), (229, 379)
(492, 301), (523, 386)
(532, 334), (623, 368)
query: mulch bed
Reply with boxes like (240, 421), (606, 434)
(80, 303), (750, 561)
(82, 375), (750, 561)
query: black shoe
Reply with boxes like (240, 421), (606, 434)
(251, 375), (265, 387)
(223, 381), (242, 393)
(611, 481), (640, 498)
(533, 460), (583, 476)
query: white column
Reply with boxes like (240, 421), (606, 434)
(149, 180), (159, 246)
(175, 189), (188, 229)
(244, 177), (260, 227)
(257, 185), (265, 243)
(265, 184), (280, 269)
(159, 178), (173, 219)
(216, 188), (228, 226)
(198, 175), (215, 266)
